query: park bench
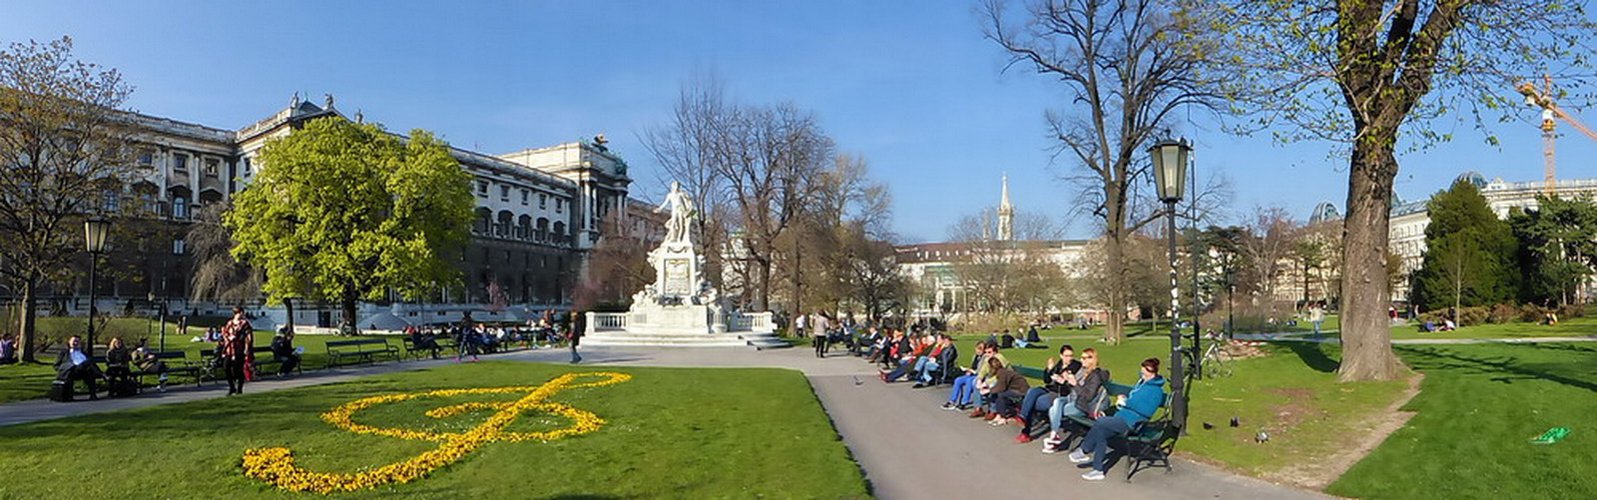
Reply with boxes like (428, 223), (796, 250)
(249, 346), (302, 377)
(1058, 381), (1175, 480)
(401, 337), (457, 360)
(133, 351), (202, 390)
(325, 338), (400, 368)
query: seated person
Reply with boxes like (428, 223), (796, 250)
(269, 329), (302, 375)
(1014, 344), (1082, 443)
(1044, 348), (1110, 452)
(1026, 325), (1042, 343)
(54, 335), (103, 401)
(0, 334), (17, 364)
(964, 343), (1012, 419)
(103, 337), (133, 396)
(983, 358), (1031, 426)
(880, 334), (930, 382)
(133, 347), (170, 392)
(943, 341), (991, 411)
(914, 335), (959, 387)
(1068, 357), (1166, 481)
(1442, 318), (1457, 331)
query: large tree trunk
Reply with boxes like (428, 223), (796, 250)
(1104, 228), (1127, 344)
(756, 257), (773, 312)
(17, 278), (39, 363)
(1338, 141), (1406, 382)
(342, 285), (359, 336)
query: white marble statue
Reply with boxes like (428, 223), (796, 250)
(655, 181), (696, 245)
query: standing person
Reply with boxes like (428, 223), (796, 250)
(811, 313), (831, 358)
(569, 309), (584, 364)
(794, 312), (808, 340)
(1309, 302), (1326, 338)
(220, 307), (254, 395)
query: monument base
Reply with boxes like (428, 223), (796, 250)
(585, 305), (786, 349)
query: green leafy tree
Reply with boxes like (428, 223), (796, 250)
(1508, 196), (1597, 306)
(1413, 179), (1516, 313)
(1201, 1), (1595, 381)
(226, 117), (474, 333)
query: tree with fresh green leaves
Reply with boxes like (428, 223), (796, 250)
(1200, 1), (1595, 381)
(226, 117), (474, 334)
(1508, 196), (1597, 306)
(1412, 178), (1517, 313)
(0, 37), (136, 361)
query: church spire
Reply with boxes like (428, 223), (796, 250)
(997, 174), (1014, 240)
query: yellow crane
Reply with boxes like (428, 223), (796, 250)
(1517, 75), (1597, 195)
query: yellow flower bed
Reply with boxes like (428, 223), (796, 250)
(242, 371), (632, 494)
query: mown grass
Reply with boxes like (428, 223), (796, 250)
(0, 361), (869, 499)
(1329, 342), (1597, 499)
(1387, 313), (1597, 340)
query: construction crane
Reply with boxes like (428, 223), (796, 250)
(1517, 75), (1597, 195)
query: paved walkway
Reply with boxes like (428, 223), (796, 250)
(0, 346), (1326, 499)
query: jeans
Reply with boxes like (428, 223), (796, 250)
(1313, 320), (1324, 337)
(915, 358), (941, 383)
(1019, 387), (1056, 423)
(1048, 395), (1084, 433)
(1080, 415), (1132, 472)
(991, 390), (1025, 416)
(948, 374), (977, 405)
(813, 336), (828, 357)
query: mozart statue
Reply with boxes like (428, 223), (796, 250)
(655, 181), (696, 244)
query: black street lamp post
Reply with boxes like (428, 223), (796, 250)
(1151, 138), (1191, 432)
(84, 218), (111, 356)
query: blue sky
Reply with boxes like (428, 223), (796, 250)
(4, 1), (1593, 242)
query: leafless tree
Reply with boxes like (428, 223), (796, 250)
(1239, 205), (1299, 324)
(982, 0), (1222, 343)
(186, 204), (262, 304)
(0, 37), (136, 361)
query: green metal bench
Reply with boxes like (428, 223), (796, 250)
(326, 338), (400, 368)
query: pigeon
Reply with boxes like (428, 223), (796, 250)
(853, 376), (863, 386)
(1255, 431), (1270, 443)
(1202, 422), (1214, 430)
(1229, 417), (1240, 428)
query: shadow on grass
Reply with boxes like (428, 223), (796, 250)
(1397, 344), (1597, 395)
(1282, 341), (1339, 373)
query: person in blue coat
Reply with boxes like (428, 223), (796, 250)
(1068, 357), (1166, 481)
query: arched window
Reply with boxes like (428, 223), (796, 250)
(473, 208), (491, 234)
(496, 211), (514, 238)
(535, 217), (550, 242)
(517, 214), (532, 240)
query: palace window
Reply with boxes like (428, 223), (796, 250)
(173, 153), (188, 172)
(556, 198), (564, 213)
(521, 189), (529, 205)
(500, 185), (510, 201)
(173, 196), (189, 219)
(477, 180), (489, 196)
(137, 149), (155, 167)
(539, 193), (547, 209)
(242, 157), (252, 175)
(203, 158), (220, 177)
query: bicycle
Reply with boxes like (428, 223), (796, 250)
(1183, 331), (1233, 379)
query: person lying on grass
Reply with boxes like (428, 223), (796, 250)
(943, 340), (992, 411)
(983, 357), (1030, 426)
(1043, 347), (1110, 453)
(1013, 344), (1082, 443)
(1068, 357), (1165, 481)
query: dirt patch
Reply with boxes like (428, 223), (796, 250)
(1263, 373), (1425, 490)
(1266, 388), (1316, 429)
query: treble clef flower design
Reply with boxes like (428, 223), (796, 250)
(241, 371), (632, 493)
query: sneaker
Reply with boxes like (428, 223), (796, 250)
(989, 417), (1007, 426)
(1014, 434), (1033, 444)
(1042, 442), (1060, 454)
(1044, 433), (1064, 446)
(941, 402), (957, 410)
(1081, 470), (1105, 481)
(1068, 450), (1091, 464)
(912, 383), (926, 389)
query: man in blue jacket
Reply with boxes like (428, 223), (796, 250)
(1068, 357), (1166, 481)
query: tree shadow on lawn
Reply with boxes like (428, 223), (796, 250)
(1397, 344), (1597, 395)
(1282, 341), (1339, 374)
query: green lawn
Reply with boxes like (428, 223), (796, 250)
(1387, 314), (1597, 340)
(1329, 342), (1597, 499)
(0, 361), (868, 499)
(948, 336), (1408, 481)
